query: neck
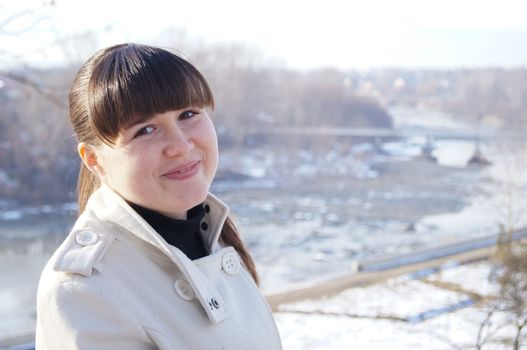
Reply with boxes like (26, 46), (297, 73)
(157, 210), (187, 220)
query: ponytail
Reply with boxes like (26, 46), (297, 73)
(77, 163), (99, 214)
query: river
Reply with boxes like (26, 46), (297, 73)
(1, 107), (524, 339)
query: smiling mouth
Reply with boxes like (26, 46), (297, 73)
(163, 161), (200, 180)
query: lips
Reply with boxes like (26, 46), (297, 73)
(162, 160), (200, 180)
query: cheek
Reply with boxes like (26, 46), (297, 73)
(117, 156), (153, 198)
(107, 150), (148, 182)
(204, 124), (219, 166)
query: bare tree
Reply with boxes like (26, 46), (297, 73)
(474, 142), (527, 349)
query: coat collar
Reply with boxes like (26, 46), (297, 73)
(90, 184), (229, 255)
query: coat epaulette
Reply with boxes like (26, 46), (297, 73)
(52, 228), (115, 277)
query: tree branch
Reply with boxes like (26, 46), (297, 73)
(0, 70), (66, 108)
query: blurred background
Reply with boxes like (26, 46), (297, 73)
(1, 0), (527, 348)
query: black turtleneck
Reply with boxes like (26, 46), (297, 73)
(130, 203), (209, 260)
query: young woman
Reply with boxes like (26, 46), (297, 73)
(36, 43), (282, 349)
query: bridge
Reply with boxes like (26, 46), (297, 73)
(241, 126), (526, 164)
(243, 126), (527, 141)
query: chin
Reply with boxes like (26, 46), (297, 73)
(181, 187), (210, 209)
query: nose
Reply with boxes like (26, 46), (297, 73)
(163, 124), (193, 157)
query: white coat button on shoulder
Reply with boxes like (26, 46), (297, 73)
(222, 251), (240, 275)
(174, 280), (195, 301)
(75, 230), (99, 246)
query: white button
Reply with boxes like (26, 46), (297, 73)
(174, 280), (195, 301)
(75, 230), (99, 246)
(222, 251), (240, 275)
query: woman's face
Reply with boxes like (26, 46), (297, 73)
(87, 107), (218, 219)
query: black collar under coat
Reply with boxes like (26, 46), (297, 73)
(129, 203), (209, 260)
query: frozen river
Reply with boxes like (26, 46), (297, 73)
(1, 106), (526, 339)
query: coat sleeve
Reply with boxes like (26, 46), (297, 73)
(36, 280), (156, 350)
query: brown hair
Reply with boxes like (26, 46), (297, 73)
(69, 43), (259, 285)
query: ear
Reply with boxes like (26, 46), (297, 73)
(77, 142), (105, 177)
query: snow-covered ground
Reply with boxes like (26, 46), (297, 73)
(275, 260), (514, 349)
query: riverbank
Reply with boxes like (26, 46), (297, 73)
(274, 254), (506, 349)
(266, 235), (502, 310)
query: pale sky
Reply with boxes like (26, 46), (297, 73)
(2, 0), (527, 69)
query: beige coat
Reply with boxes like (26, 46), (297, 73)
(36, 185), (282, 349)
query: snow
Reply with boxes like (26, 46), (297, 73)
(277, 312), (470, 350)
(414, 142), (527, 241)
(279, 278), (466, 320)
(426, 262), (499, 297)
(414, 194), (499, 238)
(0, 203), (76, 222)
(381, 141), (423, 158)
(0, 210), (23, 221)
(275, 261), (514, 349)
(432, 140), (477, 168)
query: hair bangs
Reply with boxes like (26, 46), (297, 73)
(87, 44), (214, 144)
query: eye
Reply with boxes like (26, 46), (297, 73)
(179, 110), (199, 120)
(133, 125), (156, 138)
